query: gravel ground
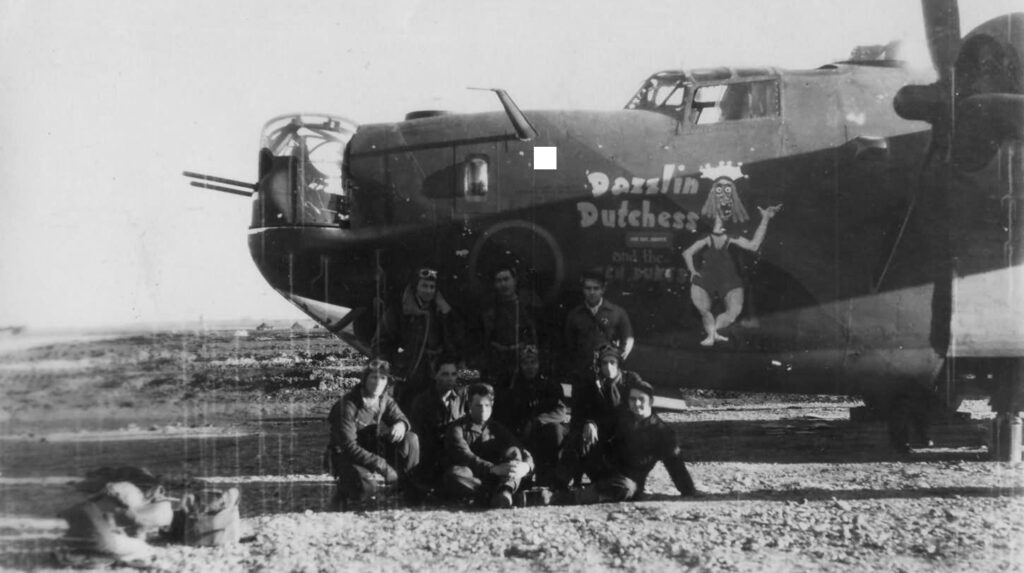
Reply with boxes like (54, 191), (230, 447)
(1, 330), (1022, 572)
(5, 459), (1021, 572)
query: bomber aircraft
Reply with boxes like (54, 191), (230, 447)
(186, 0), (1024, 459)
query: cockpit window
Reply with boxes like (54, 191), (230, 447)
(691, 80), (779, 125)
(626, 75), (689, 115)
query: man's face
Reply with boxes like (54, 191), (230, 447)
(434, 363), (458, 394)
(628, 388), (653, 418)
(598, 356), (619, 379)
(363, 372), (388, 399)
(493, 270), (516, 298)
(519, 355), (540, 380)
(468, 394), (493, 424)
(582, 278), (604, 306)
(416, 279), (437, 302)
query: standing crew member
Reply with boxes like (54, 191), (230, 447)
(376, 267), (459, 410)
(479, 264), (538, 388)
(563, 271), (634, 377)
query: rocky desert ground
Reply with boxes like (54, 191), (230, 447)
(0, 327), (1021, 572)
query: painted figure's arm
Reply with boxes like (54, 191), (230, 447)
(731, 204), (782, 252)
(682, 237), (708, 278)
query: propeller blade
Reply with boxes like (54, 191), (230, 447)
(921, 0), (961, 83)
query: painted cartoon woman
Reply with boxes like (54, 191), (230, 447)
(683, 176), (781, 346)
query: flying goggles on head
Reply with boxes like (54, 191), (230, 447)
(519, 344), (539, 361)
(362, 358), (391, 379)
(418, 268), (439, 280)
(595, 344), (622, 365)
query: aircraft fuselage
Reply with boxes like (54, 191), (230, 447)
(247, 62), (1023, 402)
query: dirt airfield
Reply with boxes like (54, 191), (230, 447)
(1, 328), (1022, 572)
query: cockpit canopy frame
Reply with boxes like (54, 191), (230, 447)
(626, 67), (781, 125)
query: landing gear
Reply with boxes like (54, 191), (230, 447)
(885, 387), (936, 453)
(988, 363), (1024, 462)
(854, 383), (960, 453)
(990, 413), (1023, 462)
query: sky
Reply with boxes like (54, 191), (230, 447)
(0, 0), (1017, 329)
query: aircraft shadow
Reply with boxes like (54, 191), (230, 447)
(640, 484), (1024, 504)
(673, 418), (991, 464)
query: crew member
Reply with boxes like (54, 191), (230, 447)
(478, 264), (538, 389)
(563, 271), (634, 377)
(407, 356), (466, 489)
(376, 267), (459, 410)
(507, 345), (569, 486)
(443, 383), (534, 508)
(576, 376), (698, 503)
(555, 345), (632, 489)
(326, 359), (420, 508)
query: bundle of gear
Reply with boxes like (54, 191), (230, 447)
(57, 467), (241, 564)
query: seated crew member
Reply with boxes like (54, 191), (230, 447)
(508, 345), (569, 485)
(443, 383), (534, 508)
(575, 376), (698, 503)
(376, 267), (460, 411)
(408, 356), (466, 489)
(555, 345), (634, 489)
(326, 359), (420, 508)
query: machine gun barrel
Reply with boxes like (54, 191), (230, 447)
(188, 181), (253, 197)
(182, 171), (257, 190)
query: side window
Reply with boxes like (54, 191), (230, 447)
(692, 80), (779, 125)
(463, 154), (489, 201)
(692, 85), (727, 125)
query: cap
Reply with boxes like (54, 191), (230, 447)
(595, 344), (621, 365)
(362, 358), (391, 381)
(624, 372), (654, 401)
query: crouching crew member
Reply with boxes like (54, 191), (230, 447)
(590, 376), (698, 502)
(326, 359), (421, 508)
(443, 383), (534, 508)
(555, 345), (632, 489)
(408, 356), (466, 490)
(508, 345), (569, 486)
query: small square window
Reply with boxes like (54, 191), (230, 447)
(534, 147), (557, 170)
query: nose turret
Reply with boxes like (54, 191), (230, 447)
(251, 114), (357, 229)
